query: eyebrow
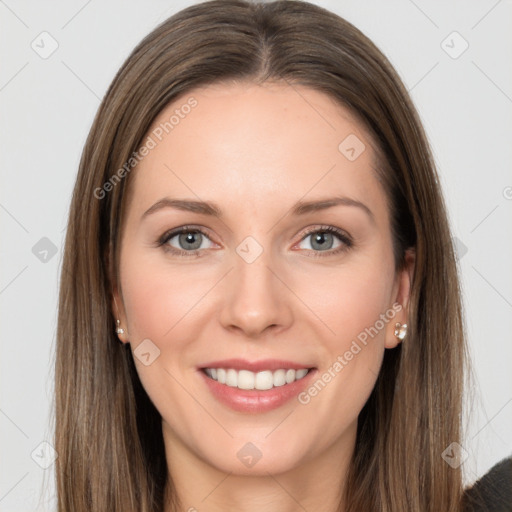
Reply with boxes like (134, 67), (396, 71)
(141, 196), (374, 222)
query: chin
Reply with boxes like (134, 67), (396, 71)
(211, 449), (304, 477)
(192, 432), (312, 477)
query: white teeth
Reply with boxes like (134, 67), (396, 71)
(203, 367), (311, 390)
(255, 370), (273, 390)
(273, 369), (286, 387)
(226, 369), (238, 387)
(237, 370), (255, 390)
(295, 369), (308, 379)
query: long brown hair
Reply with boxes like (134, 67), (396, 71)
(55, 1), (468, 510)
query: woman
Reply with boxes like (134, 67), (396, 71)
(54, 1), (495, 510)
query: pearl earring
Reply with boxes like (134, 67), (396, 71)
(116, 319), (125, 335)
(394, 322), (407, 341)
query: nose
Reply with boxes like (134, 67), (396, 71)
(218, 248), (294, 339)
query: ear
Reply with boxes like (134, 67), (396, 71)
(111, 285), (130, 343)
(107, 239), (130, 343)
(385, 248), (415, 349)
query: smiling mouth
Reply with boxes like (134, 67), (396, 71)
(201, 367), (313, 390)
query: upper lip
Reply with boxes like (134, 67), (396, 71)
(199, 358), (315, 372)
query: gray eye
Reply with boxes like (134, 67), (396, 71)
(310, 232), (335, 251)
(299, 231), (342, 252)
(167, 231), (212, 251)
(179, 232), (202, 250)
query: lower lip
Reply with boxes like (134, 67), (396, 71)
(199, 369), (317, 413)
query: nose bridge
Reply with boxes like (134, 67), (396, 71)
(219, 237), (293, 337)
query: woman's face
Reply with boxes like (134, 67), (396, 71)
(113, 82), (413, 477)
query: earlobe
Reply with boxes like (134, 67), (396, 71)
(385, 320), (408, 349)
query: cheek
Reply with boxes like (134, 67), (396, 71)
(120, 250), (209, 344)
(299, 256), (394, 348)
(295, 263), (393, 424)
(297, 256), (394, 403)
(119, 252), (210, 414)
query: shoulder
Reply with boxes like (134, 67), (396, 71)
(462, 456), (512, 511)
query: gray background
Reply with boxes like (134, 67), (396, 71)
(1, 0), (511, 509)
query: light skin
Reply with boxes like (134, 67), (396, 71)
(112, 81), (415, 512)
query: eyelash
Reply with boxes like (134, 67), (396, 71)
(157, 224), (353, 258)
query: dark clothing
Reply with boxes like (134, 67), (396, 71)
(462, 457), (512, 511)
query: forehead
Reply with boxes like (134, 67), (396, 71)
(126, 81), (385, 220)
